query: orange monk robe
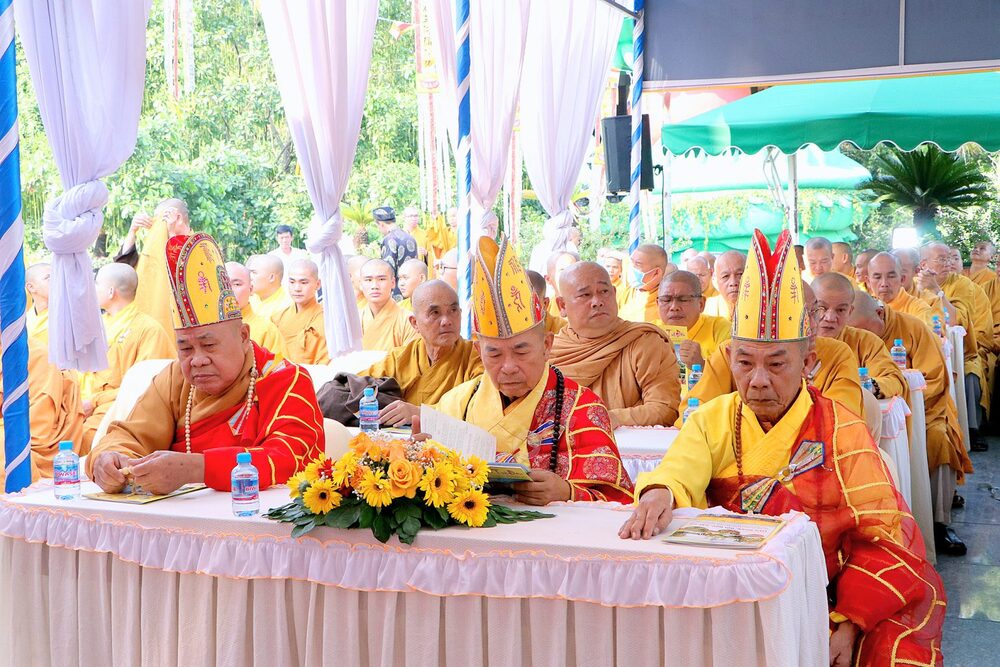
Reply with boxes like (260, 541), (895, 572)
(702, 294), (732, 321)
(837, 326), (906, 400)
(130, 217), (176, 333)
(434, 365), (634, 503)
(969, 268), (1000, 398)
(253, 288), (293, 323)
(86, 343), (323, 491)
(26, 308), (48, 345)
(544, 311), (567, 335)
(359, 299), (419, 352)
(619, 286), (659, 323)
(881, 307), (972, 481)
(691, 336), (864, 419)
(550, 319), (681, 427)
(397, 297), (412, 313)
(635, 386), (945, 667)
(241, 303), (287, 358)
(886, 289), (935, 329)
(702, 283), (718, 299)
(611, 277), (628, 310)
(941, 273), (992, 412)
(0, 340), (84, 482)
(363, 337), (483, 405)
(273, 300), (330, 365)
(80, 302), (177, 450)
(410, 226), (429, 263)
(423, 214), (456, 262)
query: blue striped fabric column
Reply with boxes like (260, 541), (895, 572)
(627, 0), (644, 255)
(455, 0), (472, 338)
(0, 0), (32, 492)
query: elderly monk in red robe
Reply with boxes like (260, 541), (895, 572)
(621, 229), (945, 667)
(87, 233), (324, 494)
(434, 236), (634, 505)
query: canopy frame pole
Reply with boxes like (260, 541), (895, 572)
(627, 0), (644, 255)
(455, 0), (472, 338)
(787, 152), (800, 242)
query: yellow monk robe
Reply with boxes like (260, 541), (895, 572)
(273, 300), (330, 365)
(423, 213), (456, 262)
(434, 364), (633, 503)
(702, 294), (732, 320)
(635, 386), (945, 667)
(26, 308), (48, 345)
(544, 311), (567, 335)
(411, 226), (429, 262)
(655, 313), (732, 421)
(837, 325), (906, 399)
(969, 268), (1000, 399)
(690, 336), (864, 419)
(252, 288), (293, 323)
(363, 337), (483, 405)
(619, 286), (659, 323)
(887, 289), (935, 328)
(941, 273), (990, 411)
(550, 319), (681, 427)
(0, 340), (84, 482)
(130, 217), (176, 334)
(611, 277), (628, 310)
(80, 302), (177, 450)
(241, 303), (287, 358)
(397, 297), (412, 313)
(359, 299), (419, 352)
(880, 307), (972, 481)
(702, 283), (718, 299)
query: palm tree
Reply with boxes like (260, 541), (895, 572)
(857, 144), (991, 237)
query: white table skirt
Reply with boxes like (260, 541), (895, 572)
(947, 326), (971, 451)
(878, 397), (912, 507)
(903, 370), (936, 564)
(614, 427), (679, 481)
(0, 486), (830, 667)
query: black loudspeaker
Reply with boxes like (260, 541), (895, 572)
(602, 114), (654, 193)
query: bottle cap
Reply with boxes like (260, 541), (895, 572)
(363, 387), (375, 397)
(688, 398), (699, 407)
(859, 367), (868, 374)
(932, 315), (940, 320)
(691, 364), (702, 372)
(236, 452), (252, 464)
(58, 440), (73, 451)
(894, 338), (903, 346)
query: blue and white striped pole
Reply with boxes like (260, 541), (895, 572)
(0, 0), (32, 492)
(627, 0), (644, 255)
(455, 0), (472, 338)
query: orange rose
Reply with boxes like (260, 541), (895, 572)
(387, 459), (421, 499)
(387, 443), (408, 462)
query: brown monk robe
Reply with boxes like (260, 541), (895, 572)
(550, 262), (680, 428)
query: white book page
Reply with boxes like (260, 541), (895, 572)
(419, 405), (497, 461)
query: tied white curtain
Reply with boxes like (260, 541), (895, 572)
(427, 1), (530, 244)
(520, 0), (622, 273)
(259, 0), (377, 356)
(15, 0), (151, 371)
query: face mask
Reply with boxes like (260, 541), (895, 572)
(630, 267), (651, 289)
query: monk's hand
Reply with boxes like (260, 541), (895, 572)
(129, 213), (153, 234)
(829, 620), (859, 667)
(379, 400), (419, 427)
(677, 339), (705, 369)
(618, 487), (674, 540)
(130, 451), (205, 495)
(92, 451), (135, 493)
(81, 400), (94, 418)
(511, 470), (571, 506)
(914, 267), (939, 292)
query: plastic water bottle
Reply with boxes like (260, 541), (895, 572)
(687, 364), (703, 391)
(53, 441), (80, 501)
(859, 367), (874, 393)
(231, 452), (260, 517)
(682, 398), (700, 423)
(943, 307), (950, 327)
(359, 386), (380, 433)
(890, 339), (907, 370)
(932, 315), (944, 338)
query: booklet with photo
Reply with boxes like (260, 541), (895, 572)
(84, 483), (207, 505)
(663, 513), (786, 550)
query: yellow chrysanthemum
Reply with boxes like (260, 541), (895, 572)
(357, 468), (394, 508)
(302, 479), (342, 515)
(465, 456), (489, 488)
(332, 452), (359, 488)
(303, 453), (327, 483)
(419, 462), (457, 507)
(447, 489), (490, 527)
(286, 471), (308, 498)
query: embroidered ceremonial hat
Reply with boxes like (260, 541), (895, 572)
(472, 235), (544, 339)
(165, 233), (242, 329)
(732, 229), (809, 342)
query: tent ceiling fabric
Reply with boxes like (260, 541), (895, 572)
(662, 71), (1000, 156)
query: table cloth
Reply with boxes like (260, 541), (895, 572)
(0, 483), (830, 666)
(903, 369), (935, 563)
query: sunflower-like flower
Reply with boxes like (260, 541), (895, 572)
(286, 471), (308, 499)
(331, 452), (359, 488)
(302, 479), (342, 515)
(357, 468), (394, 508)
(303, 453), (328, 483)
(465, 456), (489, 489)
(419, 461), (457, 507)
(447, 489), (490, 527)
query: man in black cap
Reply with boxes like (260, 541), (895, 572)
(374, 206), (417, 296)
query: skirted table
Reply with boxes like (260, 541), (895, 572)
(0, 483), (830, 667)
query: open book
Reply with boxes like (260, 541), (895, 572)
(419, 406), (532, 482)
(84, 483), (207, 505)
(663, 513), (786, 550)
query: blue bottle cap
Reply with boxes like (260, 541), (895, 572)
(58, 440), (73, 451)
(236, 452), (252, 464)
(691, 364), (702, 372)
(688, 398), (699, 407)
(363, 387), (375, 397)
(894, 339), (903, 346)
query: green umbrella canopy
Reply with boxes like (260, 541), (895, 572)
(662, 71), (1000, 156)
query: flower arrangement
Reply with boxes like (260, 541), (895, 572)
(265, 432), (553, 543)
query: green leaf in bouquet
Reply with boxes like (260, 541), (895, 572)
(422, 505), (449, 529)
(291, 520), (316, 538)
(402, 516), (421, 537)
(372, 512), (392, 543)
(480, 513), (497, 528)
(358, 504), (376, 529)
(328, 503), (363, 529)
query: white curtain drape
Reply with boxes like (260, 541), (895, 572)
(427, 1), (530, 244)
(259, 0), (377, 356)
(520, 0), (622, 273)
(15, 0), (151, 371)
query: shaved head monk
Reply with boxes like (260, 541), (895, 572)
(683, 255), (715, 298)
(866, 252), (935, 327)
(246, 253), (291, 321)
(804, 236), (834, 280)
(25, 262), (51, 343)
(396, 258), (428, 312)
(359, 258), (418, 352)
(550, 262), (680, 428)
(704, 250), (745, 320)
(545, 251), (579, 319)
(435, 249), (459, 290)
(225, 261), (287, 357)
(527, 270), (566, 335)
(88, 232), (323, 495)
(854, 248), (878, 289)
(80, 263), (176, 450)
(831, 241), (854, 277)
(361, 280), (484, 425)
(272, 259), (329, 365)
(621, 243), (669, 323)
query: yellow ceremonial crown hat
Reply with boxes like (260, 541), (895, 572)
(732, 229), (810, 342)
(166, 232), (242, 329)
(472, 235), (544, 339)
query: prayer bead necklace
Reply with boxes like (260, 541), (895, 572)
(184, 366), (259, 454)
(548, 367), (566, 473)
(733, 401), (746, 486)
